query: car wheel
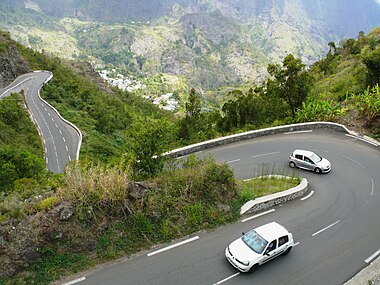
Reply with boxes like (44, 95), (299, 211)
(315, 167), (322, 174)
(283, 247), (292, 255)
(249, 264), (259, 272)
(289, 161), (296, 168)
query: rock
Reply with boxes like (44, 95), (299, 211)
(127, 182), (147, 200)
(60, 206), (74, 221)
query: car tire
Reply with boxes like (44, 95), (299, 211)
(249, 264), (259, 273)
(289, 161), (296, 168)
(283, 247), (292, 255)
(315, 167), (322, 174)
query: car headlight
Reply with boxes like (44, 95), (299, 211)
(236, 258), (250, 266)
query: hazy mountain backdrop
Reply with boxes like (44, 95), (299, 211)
(1, 0), (380, 90)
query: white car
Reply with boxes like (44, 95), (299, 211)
(225, 222), (294, 272)
(288, 149), (331, 173)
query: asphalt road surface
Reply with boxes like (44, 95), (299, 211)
(0, 71), (81, 173)
(62, 128), (380, 285)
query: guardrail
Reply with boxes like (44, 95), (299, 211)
(165, 122), (354, 158)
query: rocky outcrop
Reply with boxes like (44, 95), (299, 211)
(0, 32), (31, 88)
(0, 181), (149, 279)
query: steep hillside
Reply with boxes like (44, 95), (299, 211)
(1, 0), (380, 92)
(0, 31), (30, 87)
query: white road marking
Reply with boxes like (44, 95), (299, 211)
(147, 236), (199, 256)
(226, 159), (241, 164)
(301, 190), (314, 201)
(294, 242), (300, 246)
(52, 117), (55, 122)
(345, 134), (378, 146)
(69, 155), (72, 161)
(62, 277), (86, 285)
(59, 130), (62, 134)
(241, 209), (275, 223)
(0, 77), (31, 98)
(214, 272), (240, 285)
(342, 155), (366, 169)
(63, 137), (66, 142)
(284, 130), (313, 135)
(312, 220), (340, 237)
(251, 151), (280, 159)
(66, 145), (69, 152)
(55, 124), (58, 128)
(365, 249), (380, 263)
(371, 178), (374, 196)
(48, 112), (51, 117)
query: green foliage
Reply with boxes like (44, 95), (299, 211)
(35, 196), (61, 212)
(129, 119), (176, 179)
(295, 98), (346, 122)
(267, 54), (313, 118)
(58, 162), (131, 218)
(363, 46), (380, 87)
(350, 84), (380, 122)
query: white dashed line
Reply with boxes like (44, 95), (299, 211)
(62, 277), (86, 285)
(63, 137), (66, 142)
(371, 178), (374, 196)
(365, 249), (380, 263)
(48, 113), (51, 117)
(301, 190), (314, 201)
(312, 220), (340, 237)
(69, 155), (72, 161)
(345, 134), (378, 146)
(251, 152), (280, 159)
(147, 236), (199, 256)
(59, 130), (62, 134)
(226, 159), (241, 164)
(55, 124), (58, 128)
(241, 209), (275, 223)
(342, 155), (366, 169)
(294, 242), (300, 247)
(284, 130), (313, 135)
(213, 272), (240, 285)
(66, 145), (69, 152)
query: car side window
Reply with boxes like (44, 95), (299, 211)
(304, 157), (314, 164)
(279, 235), (289, 247)
(295, 154), (302, 160)
(266, 240), (277, 253)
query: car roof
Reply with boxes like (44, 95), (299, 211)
(293, 149), (315, 157)
(254, 222), (290, 241)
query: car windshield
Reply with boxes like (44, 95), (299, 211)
(242, 230), (268, 254)
(310, 153), (322, 163)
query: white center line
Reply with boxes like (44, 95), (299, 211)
(241, 209), (275, 223)
(226, 159), (241, 164)
(301, 190), (314, 201)
(62, 277), (86, 285)
(251, 151), (280, 159)
(214, 272), (240, 285)
(63, 137), (66, 142)
(147, 236), (199, 256)
(342, 155), (366, 169)
(365, 249), (380, 263)
(312, 220), (340, 237)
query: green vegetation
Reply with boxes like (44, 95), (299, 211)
(1, 23), (380, 285)
(238, 176), (301, 204)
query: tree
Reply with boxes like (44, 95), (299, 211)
(267, 54), (313, 118)
(129, 119), (174, 178)
(363, 47), (380, 87)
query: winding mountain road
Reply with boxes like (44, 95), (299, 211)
(65, 128), (380, 285)
(0, 71), (81, 173)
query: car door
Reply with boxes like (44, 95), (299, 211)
(261, 239), (278, 264)
(303, 156), (315, 171)
(277, 235), (290, 254)
(294, 154), (305, 168)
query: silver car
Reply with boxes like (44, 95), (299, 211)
(288, 149), (331, 173)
